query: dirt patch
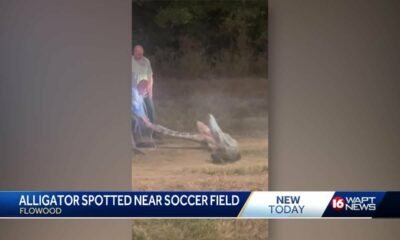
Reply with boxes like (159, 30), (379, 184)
(132, 137), (267, 190)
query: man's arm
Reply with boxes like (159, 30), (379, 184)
(147, 58), (154, 97)
(148, 73), (153, 97)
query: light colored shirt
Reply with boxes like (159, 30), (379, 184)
(132, 56), (153, 85)
(132, 87), (145, 118)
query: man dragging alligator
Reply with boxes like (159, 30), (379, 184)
(132, 45), (155, 123)
(131, 44), (157, 150)
(131, 79), (241, 163)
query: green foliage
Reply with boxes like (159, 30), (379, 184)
(133, 0), (267, 78)
(155, 7), (193, 27)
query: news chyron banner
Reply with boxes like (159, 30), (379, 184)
(0, 191), (399, 219)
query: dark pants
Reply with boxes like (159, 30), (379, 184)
(144, 96), (155, 123)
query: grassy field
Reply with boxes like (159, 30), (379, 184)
(133, 219), (268, 240)
(132, 77), (268, 240)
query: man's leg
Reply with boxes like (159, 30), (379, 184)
(144, 96), (155, 123)
(131, 119), (145, 155)
(133, 116), (155, 148)
(131, 118), (138, 148)
(143, 96), (162, 139)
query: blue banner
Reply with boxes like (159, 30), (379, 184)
(1, 191), (400, 218)
(0, 191), (250, 218)
(322, 192), (386, 218)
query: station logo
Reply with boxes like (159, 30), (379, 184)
(331, 195), (376, 212)
(331, 196), (345, 211)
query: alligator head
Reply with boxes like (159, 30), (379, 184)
(197, 114), (241, 164)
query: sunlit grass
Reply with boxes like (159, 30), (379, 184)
(132, 219), (267, 240)
(189, 164), (267, 176)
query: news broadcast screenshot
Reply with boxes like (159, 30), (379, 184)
(1, 0), (400, 240)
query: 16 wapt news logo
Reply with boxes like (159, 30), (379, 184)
(331, 196), (376, 212)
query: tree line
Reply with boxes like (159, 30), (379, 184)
(133, 0), (267, 78)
